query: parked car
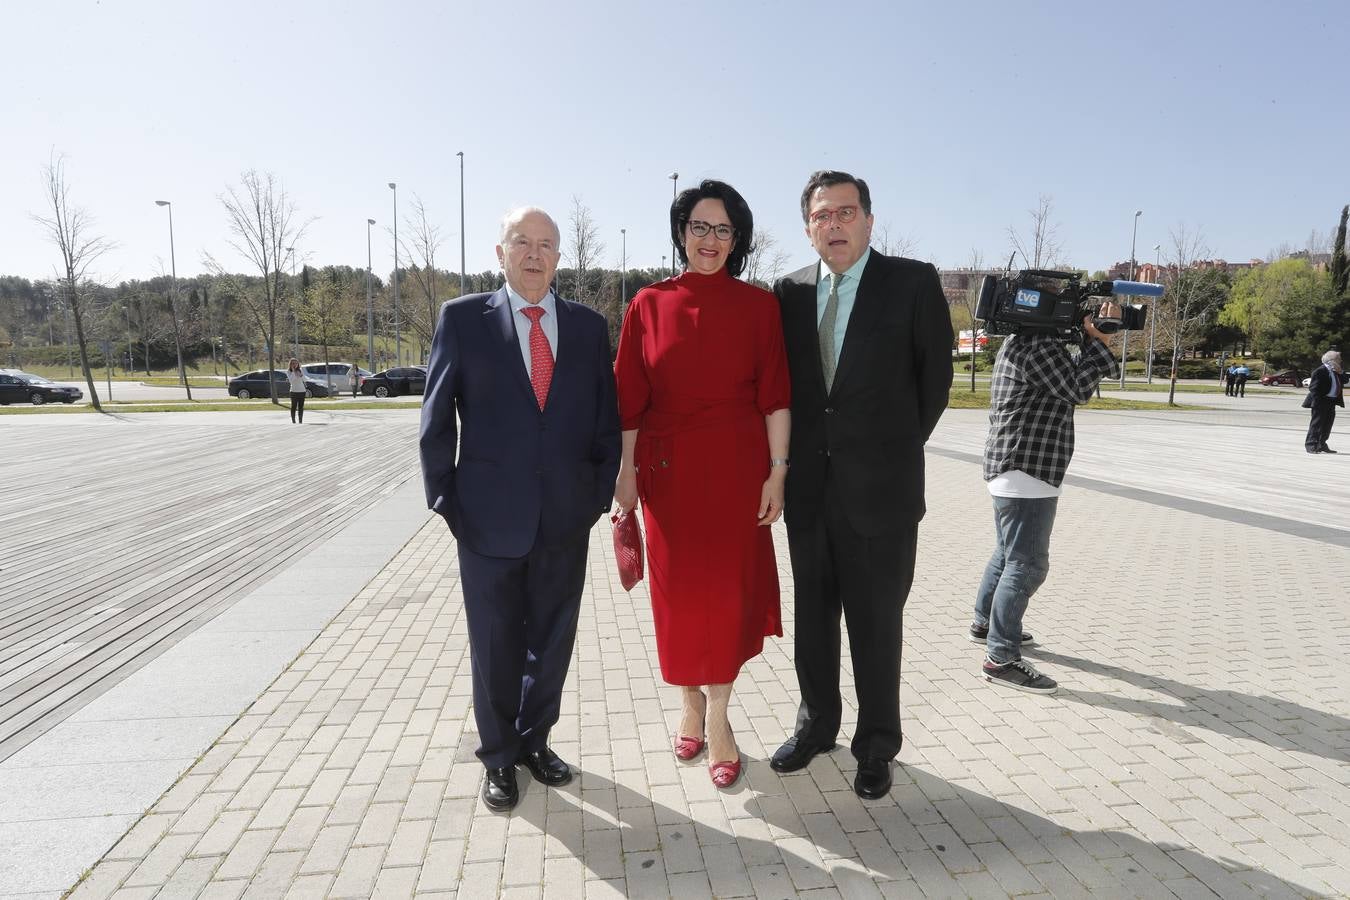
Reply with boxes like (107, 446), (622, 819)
(301, 362), (372, 392)
(360, 366), (427, 398)
(0, 371), (84, 405)
(227, 370), (334, 399)
(1259, 369), (1306, 387)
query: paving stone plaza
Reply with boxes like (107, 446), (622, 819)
(1, 397), (1347, 899)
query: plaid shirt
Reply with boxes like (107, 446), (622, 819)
(983, 333), (1119, 487)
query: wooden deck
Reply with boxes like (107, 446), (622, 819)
(0, 410), (423, 762)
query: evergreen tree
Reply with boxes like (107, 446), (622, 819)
(1332, 205), (1348, 298)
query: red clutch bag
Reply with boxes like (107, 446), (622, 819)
(611, 509), (644, 592)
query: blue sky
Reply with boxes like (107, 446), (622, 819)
(3, 0), (1347, 284)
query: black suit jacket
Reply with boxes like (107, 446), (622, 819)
(774, 251), (953, 535)
(419, 288), (622, 558)
(1308, 365), (1347, 408)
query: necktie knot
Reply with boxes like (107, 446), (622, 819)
(521, 305), (546, 323)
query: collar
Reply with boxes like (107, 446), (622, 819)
(506, 285), (557, 318)
(818, 246), (872, 286)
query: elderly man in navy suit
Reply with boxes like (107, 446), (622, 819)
(420, 207), (621, 811)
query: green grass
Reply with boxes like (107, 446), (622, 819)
(0, 399), (422, 415)
(139, 377), (227, 388)
(947, 388), (1205, 411)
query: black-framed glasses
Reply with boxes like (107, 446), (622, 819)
(809, 206), (860, 228)
(687, 220), (735, 241)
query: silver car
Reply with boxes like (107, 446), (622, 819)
(301, 362), (372, 395)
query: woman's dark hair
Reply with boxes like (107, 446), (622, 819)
(799, 170), (872, 222)
(669, 179), (755, 278)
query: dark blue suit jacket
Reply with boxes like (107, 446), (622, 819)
(419, 288), (622, 558)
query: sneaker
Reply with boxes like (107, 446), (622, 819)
(968, 623), (1035, 645)
(983, 657), (1057, 694)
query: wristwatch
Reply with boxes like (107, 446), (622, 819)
(770, 457), (790, 468)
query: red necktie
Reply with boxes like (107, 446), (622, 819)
(520, 305), (553, 410)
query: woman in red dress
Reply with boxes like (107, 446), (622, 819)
(613, 180), (791, 788)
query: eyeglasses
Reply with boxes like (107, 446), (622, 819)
(809, 206), (860, 228)
(687, 220), (734, 241)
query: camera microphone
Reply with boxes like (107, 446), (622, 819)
(1109, 280), (1165, 299)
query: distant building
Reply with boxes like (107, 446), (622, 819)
(937, 267), (1003, 306)
(1108, 258), (1263, 282)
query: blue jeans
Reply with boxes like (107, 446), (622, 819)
(973, 495), (1058, 664)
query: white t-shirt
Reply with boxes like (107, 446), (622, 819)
(287, 370), (306, 393)
(987, 469), (1061, 499)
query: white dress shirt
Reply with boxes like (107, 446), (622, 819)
(507, 287), (559, 377)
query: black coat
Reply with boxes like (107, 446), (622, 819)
(774, 251), (953, 535)
(1308, 365), (1347, 409)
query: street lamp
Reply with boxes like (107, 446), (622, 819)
(1148, 243), (1161, 384)
(620, 228), (627, 305)
(366, 218), (377, 372)
(661, 254), (667, 276)
(668, 172), (679, 274)
(457, 152), (467, 297)
(1121, 209), (1142, 388)
(287, 245), (300, 356)
(154, 200), (192, 400)
(389, 182), (401, 367)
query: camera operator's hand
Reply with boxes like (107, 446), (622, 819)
(1083, 302), (1121, 343)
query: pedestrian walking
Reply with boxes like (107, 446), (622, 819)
(348, 364), (359, 399)
(1305, 349), (1346, 453)
(286, 358), (306, 424)
(1235, 363), (1249, 398)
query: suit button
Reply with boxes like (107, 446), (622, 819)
(825, 407), (833, 414)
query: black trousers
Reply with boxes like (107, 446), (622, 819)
(289, 392), (306, 422)
(786, 470), (918, 761)
(1306, 401), (1337, 451)
(457, 532), (588, 768)
(1236, 375), (1247, 397)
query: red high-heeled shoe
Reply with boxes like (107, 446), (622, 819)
(709, 756), (742, 788)
(673, 735), (705, 761)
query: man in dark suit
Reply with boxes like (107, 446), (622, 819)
(1305, 349), (1345, 453)
(770, 171), (953, 799)
(420, 207), (621, 811)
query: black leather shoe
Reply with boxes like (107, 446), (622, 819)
(854, 757), (893, 799)
(1322, 445), (1338, 454)
(519, 747), (573, 786)
(482, 766), (519, 811)
(769, 735), (837, 773)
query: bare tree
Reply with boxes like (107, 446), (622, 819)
(399, 196), (444, 358)
(32, 154), (112, 411)
(958, 249), (987, 392)
(566, 196), (604, 303)
(1159, 224), (1223, 405)
(1008, 195), (1064, 270)
(300, 267), (358, 388)
(743, 229), (792, 287)
(872, 221), (920, 258)
(204, 171), (306, 403)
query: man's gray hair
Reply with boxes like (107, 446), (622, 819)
(1324, 350), (1342, 364)
(498, 206), (560, 246)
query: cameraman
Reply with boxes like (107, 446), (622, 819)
(971, 304), (1120, 694)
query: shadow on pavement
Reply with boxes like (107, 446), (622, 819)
(1027, 648), (1349, 764)
(505, 752), (1323, 896)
